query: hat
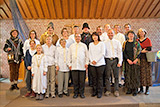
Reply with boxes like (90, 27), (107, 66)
(82, 23), (90, 30)
(10, 29), (19, 36)
(47, 22), (54, 30)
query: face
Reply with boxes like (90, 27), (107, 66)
(60, 40), (66, 48)
(47, 26), (54, 34)
(83, 27), (89, 33)
(12, 31), (18, 38)
(75, 34), (81, 43)
(62, 29), (68, 37)
(30, 32), (36, 39)
(96, 27), (103, 35)
(138, 29), (145, 38)
(107, 30), (114, 40)
(36, 46), (42, 54)
(125, 25), (131, 32)
(74, 27), (80, 34)
(114, 25), (120, 33)
(30, 41), (36, 49)
(128, 33), (134, 40)
(92, 34), (98, 42)
(104, 24), (111, 32)
(46, 37), (52, 44)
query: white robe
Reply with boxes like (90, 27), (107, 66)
(31, 54), (48, 94)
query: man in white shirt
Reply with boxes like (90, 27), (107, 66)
(69, 26), (80, 42)
(104, 29), (122, 97)
(101, 24), (111, 41)
(68, 34), (89, 99)
(42, 35), (56, 98)
(96, 26), (104, 41)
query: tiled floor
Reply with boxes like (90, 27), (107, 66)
(0, 81), (160, 107)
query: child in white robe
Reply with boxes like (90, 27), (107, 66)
(31, 44), (47, 100)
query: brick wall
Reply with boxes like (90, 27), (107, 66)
(0, 18), (160, 78)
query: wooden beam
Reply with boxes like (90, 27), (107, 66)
(69, 0), (76, 19)
(0, 0), (11, 19)
(16, 0), (27, 18)
(126, 0), (139, 18)
(18, 0), (32, 19)
(47, 0), (56, 19)
(89, 0), (97, 18)
(119, 0), (132, 18)
(101, 0), (112, 18)
(95, 0), (105, 18)
(144, 0), (159, 17)
(149, 1), (160, 17)
(54, 0), (63, 19)
(76, 0), (83, 18)
(61, 0), (69, 19)
(82, 0), (90, 18)
(113, 0), (126, 18)
(108, 0), (118, 18)
(26, 0), (38, 19)
(155, 10), (160, 17)
(40, 0), (50, 18)
(0, 7), (8, 19)
(32, 0), (44, 18)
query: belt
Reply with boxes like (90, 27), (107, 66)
(107, 58), (117, 60)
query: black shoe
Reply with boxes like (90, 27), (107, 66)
(63, 92), (70, 96)
(145, 90), (149, 95)
(73, 94), (78, 98)
(80, 94), (85, 98)
(14, 84), (19, 90)
(97, 93), (102, 98)
(132, 93), (137, 96)
(138, 90), (144, 94)
(58, 94), (63, 98)
(119, 84), (122, 88)
(9, 84), (15, 91)
(91, 93), (97, 97)
(126, 89), (132, 94)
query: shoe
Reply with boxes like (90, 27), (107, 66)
(104, 91), (111, 96)
(126, 89), (132, 94)
(132, 93), (137, 96)
(45, 94), (49, 98)
(73, 94), (78, 98)
(30, 91), (36, 98)
(91, 92), (97, 97)
(58, 94), (63, 98)
(9, 84), (15, 91)
(80, 94), (85, 98)
(39, 94), (44, 100)
(145, 91), (149, 95)
(52, 95), (56, 98)
(23, 92), (31, 97)
(97, 93), (102, 98)
(114, 91), (119, 97)
(63, 92), (70, 96)
(36, 94), (40, 100)
(138, 90), (144, 94)
(14, 84), (19, 90)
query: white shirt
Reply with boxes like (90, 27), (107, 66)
(55, 46), (69, 72)
(101, 32), (109, 41)
(89, 42), (105, 66)
(113, 33), (125, 46)
(68, 42), (89, 70)
(69, 34), (75, 42)
(29, 49), (36, 56)
(42, 44), (56, 66)
(104, 39), (123, 65)
(23, 39), (40, 56)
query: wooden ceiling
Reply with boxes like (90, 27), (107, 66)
(0, 0), (160, 19)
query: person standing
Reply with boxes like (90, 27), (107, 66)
(104, 29), (122, 97)
(89, 32), (105, 98)
(123, 30), (141, 96)
(42, 35), (56, 98)
(40, 22), (59, 45)
(3, 29), (24, 90)
(31, 44), (47, 100)
(137, 28), (152, 95)
(55, 39), (70, 98)
(68, 34), (89, 99)
(101, 24), (111, 41)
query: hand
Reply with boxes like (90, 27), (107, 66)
(141, 48), (148, 53)
(56, 66), (59, 71)
(8, 48), (11, 51)
(85, 64), (88, 70)
(32, 73), (34, 77)
(27, 66), (31, 70)
(92, 61), (97, 65)
(43, 72), (46, 76)
(133, 58), (138, 64)
(117, 64), (121, 67)
(69, 66), (72, 70)
(127, 59), (133, 65)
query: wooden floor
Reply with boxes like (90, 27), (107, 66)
(0, 81), (160, 107)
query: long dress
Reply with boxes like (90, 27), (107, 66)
(31, 54), (47, 94)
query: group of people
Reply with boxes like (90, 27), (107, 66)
(3, 22), (152, 100)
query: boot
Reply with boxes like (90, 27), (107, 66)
(9, 84), (15, 91)
(145, 86), (149, 95)
(14, 84), (19, 90)
(138, 86), (144, 94)
(132, 88), (138, 96)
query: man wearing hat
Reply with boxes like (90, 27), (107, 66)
(40, 22), (59, 45)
